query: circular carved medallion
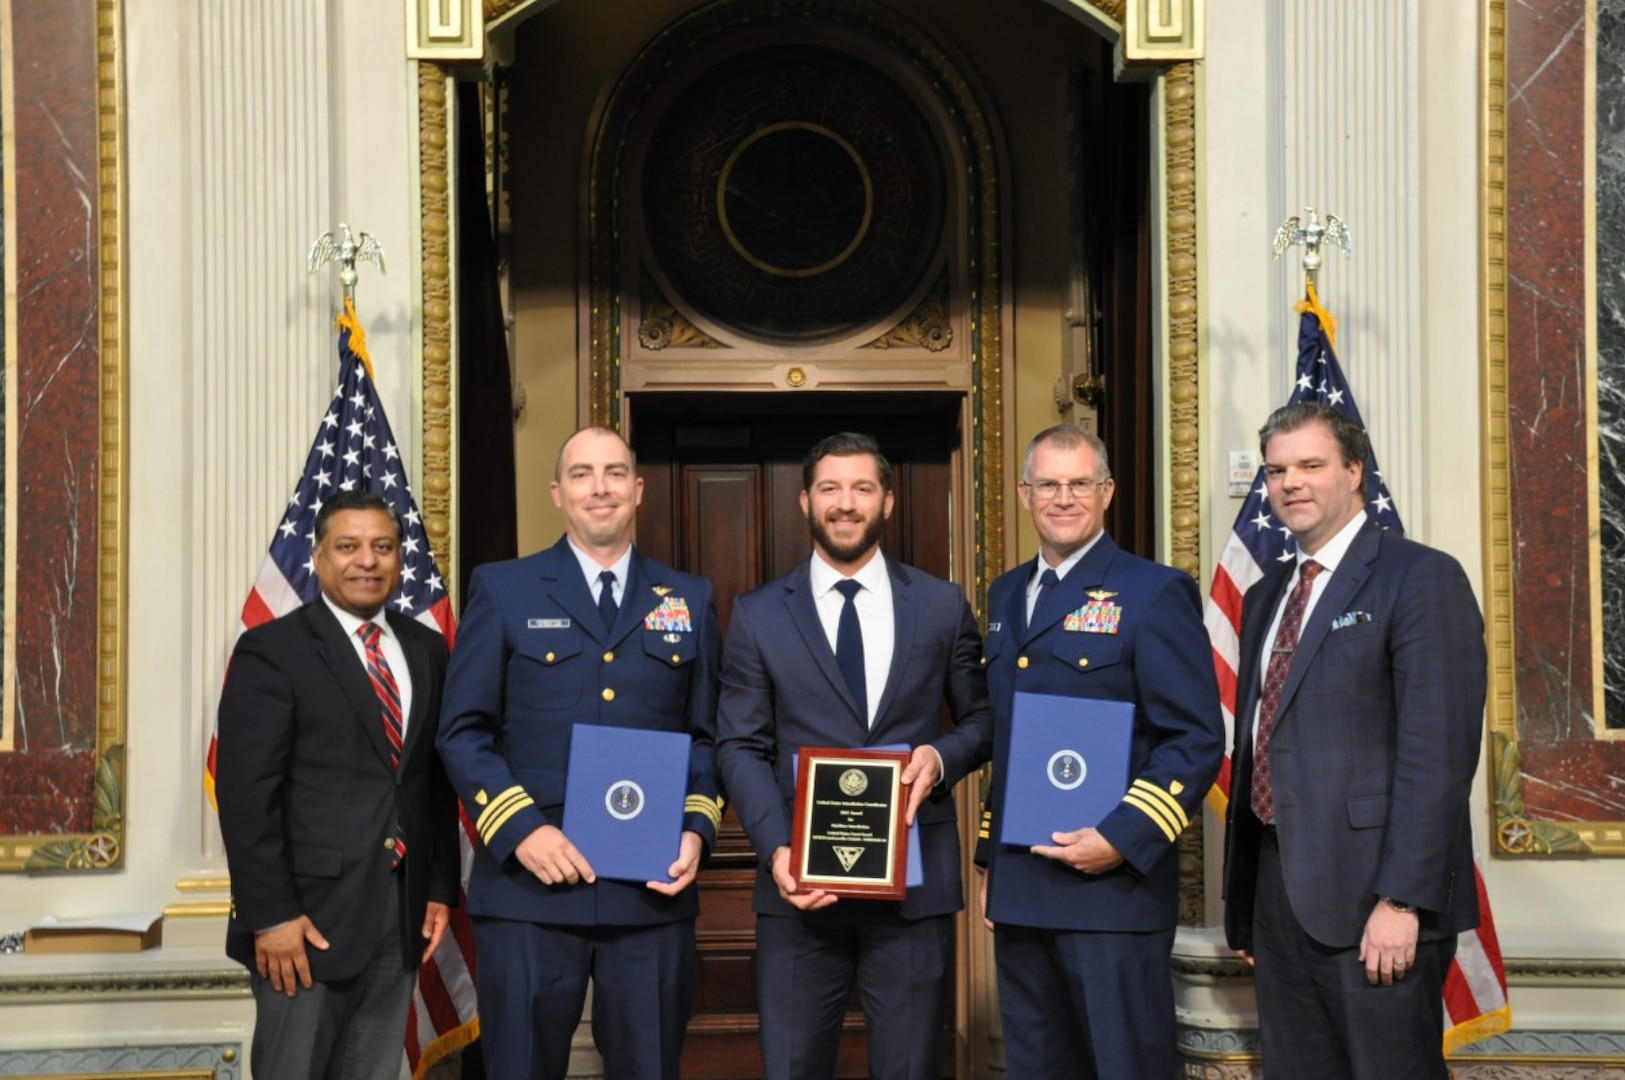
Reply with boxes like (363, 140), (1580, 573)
(642, 44), (945, 343)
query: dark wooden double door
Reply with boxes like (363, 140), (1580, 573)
(631, 392), (960, 1079)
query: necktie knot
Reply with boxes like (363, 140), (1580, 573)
(1300, 559), (1323, 585)
(357, 622), (382, 649)
(835, 578), (863, 602)
(1039, 568), (1060, 590)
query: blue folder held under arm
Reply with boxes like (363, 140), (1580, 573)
(998, 692), (1134, 848)
(563, 724), (691, 883)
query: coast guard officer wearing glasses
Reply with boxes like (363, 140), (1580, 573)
(977, 423), (1224, 1078)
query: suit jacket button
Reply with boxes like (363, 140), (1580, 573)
(1077, 657), (1089, 668)
(1017, 656), (1029, 669)
(603, 651), (614, 663)
(384, 838), (396, 850)
(671, 654), (681, 664)
(546, 651), (556, 663)
(602, 688), (615, 702)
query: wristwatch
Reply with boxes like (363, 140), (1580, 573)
(1380, 896), (1416, 913)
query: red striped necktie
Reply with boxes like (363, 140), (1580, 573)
(358, 622), (407, 868)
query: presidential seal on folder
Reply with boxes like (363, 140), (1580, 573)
(998, 692), (1134, 848)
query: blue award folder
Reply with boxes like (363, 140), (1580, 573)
(794, 747), (922, 888)
(998, 692), (1134, 848)
(562, 724), (691, 883)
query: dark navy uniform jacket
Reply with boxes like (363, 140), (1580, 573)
(980, 533), (1224, 931)
(436, 536), (723, 927)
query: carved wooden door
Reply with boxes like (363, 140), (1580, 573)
(632, 394), (957, 1079)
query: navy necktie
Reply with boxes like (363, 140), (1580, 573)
(1026, 567), (1060, 632)
(834, 579), (867, 722)
(598, 570), (618, 631)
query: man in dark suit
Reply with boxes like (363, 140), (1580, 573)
(435, 425), (724, 1080)
(716, 431), (993, 1080)
(1222, 403), (1485, 1079)
(217, 490), (458, 1080)
(978, 423), (1224, 1079)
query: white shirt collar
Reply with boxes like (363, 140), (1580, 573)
(321, 592), (390, 641)
(809, 549), (890, 598)
(1299, 509), (1368, 574)
(1031, 530), (1104, 589)
(566, 537), (633, 596)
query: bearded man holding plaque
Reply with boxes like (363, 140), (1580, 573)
(717, 432), (993, 1080)
(978, 424), (1225, 1079)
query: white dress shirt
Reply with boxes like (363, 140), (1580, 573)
(567, 538), (633, 609)
(1250, 509), (1368, 742)
(809, 551), (895, 727)
(323, 593), (414, 735)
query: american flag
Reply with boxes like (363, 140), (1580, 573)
(1202, 283), (1510, 1053)
(205, 301), (479, 1079)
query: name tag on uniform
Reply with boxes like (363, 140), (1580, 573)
(528, 618), (571, 629)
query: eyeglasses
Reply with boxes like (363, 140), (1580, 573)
(1022, 478), (1108, 501)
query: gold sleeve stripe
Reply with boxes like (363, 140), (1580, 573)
(1122, 791), (1179, 843)
(476, 787), (534, 844)
(685, 795), (723, 830)
(1130, 779), (1189, 831)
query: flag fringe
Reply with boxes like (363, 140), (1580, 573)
(1444, 1004), (1512, 1056)
(335, 298), (377, 382)
(410, 1016), (481, 1080)
(1294, 280), (1338, 352)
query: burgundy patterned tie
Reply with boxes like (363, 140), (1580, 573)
(1250, 559), (1323, 825)
(358, 623), (407, 868)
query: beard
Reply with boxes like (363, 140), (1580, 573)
(807, 507), (886, 565)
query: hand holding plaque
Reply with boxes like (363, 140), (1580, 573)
(790, 747), (912, 900)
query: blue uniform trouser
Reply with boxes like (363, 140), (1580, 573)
(994, 921), (1178, 1079)
(472, 916), (694, 1080)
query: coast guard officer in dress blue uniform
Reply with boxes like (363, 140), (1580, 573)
(436, 426), (724, 1080)
(979, 424), (1224, 1078)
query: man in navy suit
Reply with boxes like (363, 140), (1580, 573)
(1222, 403), (1485, 1079)
(217, 491), (458, 1080)
(978, 424), (1224, 1079)
(716, 431), (993, 1080)
(436, 426), (724, 1080)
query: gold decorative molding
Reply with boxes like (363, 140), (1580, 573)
(862, 274), (953, 352)
(1164, 61), (1200, 581)
(638, 275), (724, 350)
(1480, 0), (1527, 860)
(407, 0), (484, 61)
(418, 63), (456, 582)
(1123, 0), (1202, 62)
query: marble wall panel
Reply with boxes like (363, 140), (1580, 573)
(1600, 0), (1625, 733)
(0, 0), (102, 834)
(1495, 0), (1625, 837)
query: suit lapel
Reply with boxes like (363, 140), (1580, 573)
(869, 558), (915, 735)
(783, 559), (869, 732)
(305, 601), (396, 770)
(541, 538), (609, 645)
(389, 611), (434, 764)
(609, 552), (658, 647)
(1271, 522), (1380, 728)
(1019, 535), (1119, 645)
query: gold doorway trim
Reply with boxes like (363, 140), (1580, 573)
(414, 1), (1202, 617)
